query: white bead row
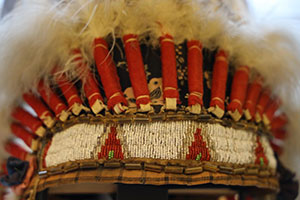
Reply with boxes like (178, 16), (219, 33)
(44, 121), (276, 170)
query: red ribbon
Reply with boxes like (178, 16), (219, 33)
(123, 34), (150, 107)
(23, 93), (54, 127)
(187, 40), (203, 106)
(94, 37), (127, 110)
(227, 66), (249, 115)
(210, 50), (229, 112)
(243, 76), (263, 120)
(10, 123), (35, 148)
(5, 142), (28, 161)
(38, 80), (68, 119)
(11, 107), (43, 135)
(160, 34), (179, 100)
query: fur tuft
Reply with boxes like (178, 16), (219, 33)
(0, 0), (76, 150)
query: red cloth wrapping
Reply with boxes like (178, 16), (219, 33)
(227, 66), (249, 116)
(123, 34), (151, 108)
(273, 129), (287, 140)
(187, 40), (203, 106)
(94, 37), (127, 110)
(271, 114), (287, 131)
(243, 76), (263, 120)
(23, 93), (55, 128)
(38, 80), (68, 119)
(52, 68), (83, 114)
(255, 89), (271, 122)
(209, 50), (229, 117)
(263, 99), (280, 126)
(11, 107), (44, 137)
(10, 123), (35, 148)
(4, 142), (27, 161)
(160, 34), (179, 100)
(72, 49), (104, 113)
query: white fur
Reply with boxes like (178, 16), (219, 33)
(74, 0), (125, 61)
(0, 0), (76, 149)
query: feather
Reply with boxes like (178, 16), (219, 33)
(0, 0), (75, 155)
(75, 0), (125, 61)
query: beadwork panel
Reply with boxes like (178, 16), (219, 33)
(44, 121), (276, 169)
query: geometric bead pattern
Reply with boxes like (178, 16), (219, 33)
(44, 121), (276, 169)
(186, 128), (210, 161)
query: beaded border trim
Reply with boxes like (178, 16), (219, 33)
(48, 112), (272, 138)
(38, 159), (276, 179)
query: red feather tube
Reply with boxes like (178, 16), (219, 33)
(4, 142), (28, 161)
(208, 50), (228, 118)
(123, 34), (151, 112)
(263, 99), (280, 127)
(271, 130), (285, 155)
(11, 107), (45, 137)
(72, 49), (105, 114)
(271, 114), (287, 131)
(10, 123), (38, 151)
(273, 129), (287, 140)
(38, 80), (69, 122)
(52, 67), (87, 116)
(227, 66), (249, 121)
(187, 40), (203, 114)
(94, 37), (127, 114)
(255, 89), (271, 123)
(160, 34), (179, 110)
(23, 93), (55, 128)
(243, 76), (263, 120)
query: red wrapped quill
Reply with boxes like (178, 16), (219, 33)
(243, 76), (263, 120)
(123, 34), (151, 112)
(10, 123), (38, 151)
(52, 67), (88, 116)
(227, 66), (249, 121)
(23, 93), (55, 128)
(262, 98), (280, 127)
(38, 80), (69, 122)
(187, 40), (203, 114)
(208, 50), (228, 118)
(160, 34), (179, 110)
(271, 114), (287, 131)
(94, 37), (127, 114)
(255, 89), (271, 123)
(4, 142), (28, 161)
(72, 49), (105, 114)
(11, 107), (45, 137)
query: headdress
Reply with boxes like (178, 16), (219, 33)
(0, 0), (299, 199)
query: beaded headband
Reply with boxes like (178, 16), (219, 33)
(0, 0), (298, 199)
